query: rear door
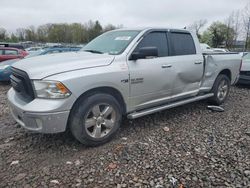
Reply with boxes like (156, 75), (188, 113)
(168, 31), (203, 97)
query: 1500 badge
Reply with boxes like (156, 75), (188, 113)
(131, 78), (144, 84)
(121, 78), (144, 84)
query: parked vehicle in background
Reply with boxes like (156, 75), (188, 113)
(0, 47), (80, 82)
(8, 28), (241, 146)
(25, 47), (43, 52)
(200, 44), (230, 53)
(200, 43), (213, 52)
(0, 43), (25, 50)
(239, 52), (249, 57)
(26, 47), (81, 58)
(213, 48), (229, 53)
(0, 59), (20, 81)
(238, 53), (250, 84)
(0, 47), (28, 62)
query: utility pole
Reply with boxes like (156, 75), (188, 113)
(245, 17), (250, 52)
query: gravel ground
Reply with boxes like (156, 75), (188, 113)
(0, 83), (250, 188)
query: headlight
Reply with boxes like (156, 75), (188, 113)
(33, 80), (71, 99)
(0, 65), (10, 70)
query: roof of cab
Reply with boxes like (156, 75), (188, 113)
(114, 27), (190, 33)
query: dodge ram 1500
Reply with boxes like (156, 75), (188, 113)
(8, 28), (241, 146)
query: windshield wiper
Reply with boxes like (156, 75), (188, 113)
(84, 49), (103, 54)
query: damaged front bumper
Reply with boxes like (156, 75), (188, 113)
(7, 88), (72, 133)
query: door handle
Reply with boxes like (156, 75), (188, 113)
(162, 64), (172, 68)
(194, 61), (202, 65)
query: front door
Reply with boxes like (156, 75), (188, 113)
(127, 31), (175, 110)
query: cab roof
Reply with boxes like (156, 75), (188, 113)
(115, 27), (191, 33)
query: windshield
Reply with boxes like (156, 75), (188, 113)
(82, 30), (140, 55)
(243, 53), (250, 60)
(25, 49), (45, 58)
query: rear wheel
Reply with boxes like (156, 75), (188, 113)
(69, 93), (122, 146)
(208, 74), (230, 105)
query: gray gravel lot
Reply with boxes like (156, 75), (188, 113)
(0, 83), (250, 188)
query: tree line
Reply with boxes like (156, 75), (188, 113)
(188, 2), (250, 50)
(0, 20), (121, 44)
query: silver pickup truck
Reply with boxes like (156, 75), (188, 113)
(8, 28), (241, 146)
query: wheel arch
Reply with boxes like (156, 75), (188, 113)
(218, 69), (232, 81)
(69, 86), (127, 117)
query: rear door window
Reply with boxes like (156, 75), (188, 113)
(4, 49), (18, 55)
(134, 32), (168, 57)
(169, 32), (196, 56)
(0, 50), (3, 55)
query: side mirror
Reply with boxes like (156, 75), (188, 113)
(130, 47), (158, 61)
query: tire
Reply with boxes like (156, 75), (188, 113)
(208, 74), (231, 105)
(69, 93), (122, 146)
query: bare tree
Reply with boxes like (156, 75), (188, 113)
(225, 10), (240, 49)
(0, 28), (7, 41)
(242, 2), (250, 50)
(188, 19), (207, 39)
(16, 28), (26, 41)
(230, 11), (240, 42)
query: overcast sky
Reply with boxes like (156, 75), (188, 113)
(1, 0), (249, 33)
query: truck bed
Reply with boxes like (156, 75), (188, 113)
(200, 52), (241, 92)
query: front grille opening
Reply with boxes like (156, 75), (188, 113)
(11, 67), (35, 101)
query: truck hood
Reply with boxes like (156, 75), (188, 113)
(12, 51), (115, 79)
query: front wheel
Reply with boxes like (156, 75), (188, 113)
(69, 93), (122, 146)
(208, 74), (231, 105)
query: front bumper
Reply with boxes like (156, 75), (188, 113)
(7, 88), (72, 133)
(238, 74), (250, 85)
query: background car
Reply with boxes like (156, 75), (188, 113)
(0, 43), (25, 50)
(238, 53), (250, 85)
(200, 43), (214, 53)
(0, 59), (20, 81)
(25, 47), (43, 53)
(200, 43), (230, 53)
(0, 47), (28, 62)
(0, 47), (81, 82)
(26, 47), (81, 58)
(212, 48), (229, 52)
(239, 52), (249, 57)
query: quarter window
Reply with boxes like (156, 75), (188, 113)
(169, 32), (196, 56)
(135, 32), (168, 57)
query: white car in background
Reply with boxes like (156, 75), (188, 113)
(200, 43), (213, 53)
(238, 53), (250, 84)
(200, 43), (229, 53)
(239, 52), (249, 57)
(213, 48), (229, 53)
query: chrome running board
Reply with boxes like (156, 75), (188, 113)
(127, 93), (214, 119)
